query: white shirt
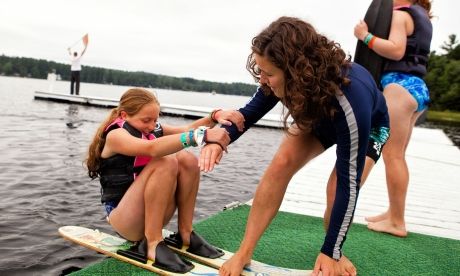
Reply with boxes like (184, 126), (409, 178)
(70, 54), (83, 71)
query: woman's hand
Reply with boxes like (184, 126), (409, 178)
(354, 19), (369, 41)
(199, 143), (224, 172)
(215, 110), (245, 132)
(205, 128), (230, 152)
(312, 253), (338, 276)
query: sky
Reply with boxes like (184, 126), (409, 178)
(0, 0), (458, 84)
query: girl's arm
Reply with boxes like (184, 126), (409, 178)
(354, 10), (413, 60)
(103, 128), (196, 159)
(162, 116), (215, 136)
(161, 109), (245, 135)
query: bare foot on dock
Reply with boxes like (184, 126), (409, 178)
(365, 211), (388, 223)
(337, 255), (357, 276)
(367, 219), (407, 237)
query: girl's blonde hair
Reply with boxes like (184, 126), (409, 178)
(86, 88), (159, 179)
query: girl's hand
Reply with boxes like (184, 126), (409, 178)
(199, 143), (223, 172)
(354, 19), (369, 41)
(215, 110), (245, 132)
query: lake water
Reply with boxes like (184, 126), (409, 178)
(0, 76), (457, 275)
(0, 76), (285, 275)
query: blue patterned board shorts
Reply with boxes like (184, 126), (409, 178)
(381, 72), (430, 112)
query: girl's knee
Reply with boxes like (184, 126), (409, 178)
(151, 155), (179, 175)
(177, 151), (199, 171)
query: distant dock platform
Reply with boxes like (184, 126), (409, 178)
(33, 91), (284, 128)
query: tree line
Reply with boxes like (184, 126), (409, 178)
(0, 34), (458, 111)
(425, 34), (460, 111)
(0, 55), (257, 96)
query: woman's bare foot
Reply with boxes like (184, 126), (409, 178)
(337, 255), (357, 276)
(365, 211), (389, 223)
(367, 219), (407, 237)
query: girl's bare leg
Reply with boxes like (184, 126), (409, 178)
(108, 155), (179, 260)
(367, 84), (421, 237)
(175, 150), (200, 245)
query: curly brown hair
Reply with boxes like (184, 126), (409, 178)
(85, 88), (159, 179)
(247, 16), (351, 132)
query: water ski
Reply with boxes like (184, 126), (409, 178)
(59, 226), (219, 275)
(162, 229), (313, 275)
(354, 0), (393, 87)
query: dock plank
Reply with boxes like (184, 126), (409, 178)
(249, 127), (460, 240)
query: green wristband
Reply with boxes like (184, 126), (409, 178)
(363, 33), (373, 45)
(180, 132), (188, 148)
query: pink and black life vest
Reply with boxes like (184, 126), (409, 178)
(99, 118), (163, 203)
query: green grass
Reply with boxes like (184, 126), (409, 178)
(72, 205), (460, 275)
(427, 110), (460, 124)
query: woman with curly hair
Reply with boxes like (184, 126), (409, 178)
(200, 17), (389, 276)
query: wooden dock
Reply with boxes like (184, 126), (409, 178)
(34, 91), (460, 240)
(257, 126), (460, 240)
(33, 91), (284, 128)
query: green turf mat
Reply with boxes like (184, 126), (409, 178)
(72, 205), (460, 275)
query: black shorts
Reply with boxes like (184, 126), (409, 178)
(366, 126), (390, 162)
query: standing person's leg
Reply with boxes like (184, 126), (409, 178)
(367, 83), (418, 237)
(75, 71), (80, 95)
(70, 71), (75, 95)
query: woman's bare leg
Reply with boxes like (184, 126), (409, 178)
(367, 84), (420, 237)
(323, 158), (374, 276)
(220, 126), (325, 276)
(323, 157), (375, 230)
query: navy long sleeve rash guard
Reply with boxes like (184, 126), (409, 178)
(222, 63), (389, 259)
